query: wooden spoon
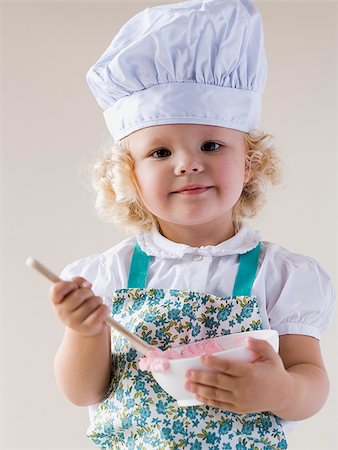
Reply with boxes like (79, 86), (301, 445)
(26, 256), (154, 356)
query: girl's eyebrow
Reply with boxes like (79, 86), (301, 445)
(146, 139), (169, 147)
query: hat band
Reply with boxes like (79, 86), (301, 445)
(104, 82), (262, 141)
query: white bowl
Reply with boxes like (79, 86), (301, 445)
(152, 329), (279, 407)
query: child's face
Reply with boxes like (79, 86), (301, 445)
(127, 124), (249, 234)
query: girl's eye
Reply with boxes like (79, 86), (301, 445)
(201, 141), (221, 152)
(151, 148), (171, 158)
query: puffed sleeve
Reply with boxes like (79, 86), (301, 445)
(59, 253), (114, 309)
(262, 245), (336, 339)
(59, 235), (137, 310)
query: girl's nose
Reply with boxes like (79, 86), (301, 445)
(179, 167), (199, 174)
(174, 155), (204, 176)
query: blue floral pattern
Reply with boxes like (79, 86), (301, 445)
(87, 288), (287, 449)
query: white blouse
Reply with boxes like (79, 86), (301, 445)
(60, 224), (335, 340)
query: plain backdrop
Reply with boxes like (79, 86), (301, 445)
(0, 1), (337, 449)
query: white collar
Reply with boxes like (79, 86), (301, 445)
(137, 223), (260, 259)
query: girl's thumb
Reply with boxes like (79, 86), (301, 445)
(247, 337), (277, 361)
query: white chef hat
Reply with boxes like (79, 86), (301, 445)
(86, 0), (267, 141)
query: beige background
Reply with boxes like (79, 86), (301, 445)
(1, 1), (337, 449)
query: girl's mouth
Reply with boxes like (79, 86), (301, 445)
(173, 185), (212, 195)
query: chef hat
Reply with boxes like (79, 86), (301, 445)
(86, 0), (267, 141)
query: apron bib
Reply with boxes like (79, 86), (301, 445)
(87, 242), (288, 450)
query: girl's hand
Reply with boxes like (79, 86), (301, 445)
(49, 277), (110, 337)
(185, 337), (292, 414)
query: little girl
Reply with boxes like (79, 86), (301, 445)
(50, 1), (335, 449)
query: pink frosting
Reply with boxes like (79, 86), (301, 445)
(139, 340), (223, 373)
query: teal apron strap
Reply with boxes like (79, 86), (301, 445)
(127, 241), (151, 288)
(232, 242), (261, 297)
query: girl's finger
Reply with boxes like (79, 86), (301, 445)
(186, 369), (236, 391)
(195, 395), (237, 412)
(200, 354), (252, 377)
(65, 296), (103, 326)
(186, 381), (235, 404)
(49, 280), (78, 304)
(81, 303), (110, 328)
(70, 276), (92, 289)
(61, 287), (96, 314)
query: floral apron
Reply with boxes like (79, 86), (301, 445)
(87, 241), (288, 450)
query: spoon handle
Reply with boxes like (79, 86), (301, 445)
(26, 256), (153, 356)
(104, 316), (153, 355)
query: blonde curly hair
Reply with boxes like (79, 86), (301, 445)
(90, 129), (281, 232)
